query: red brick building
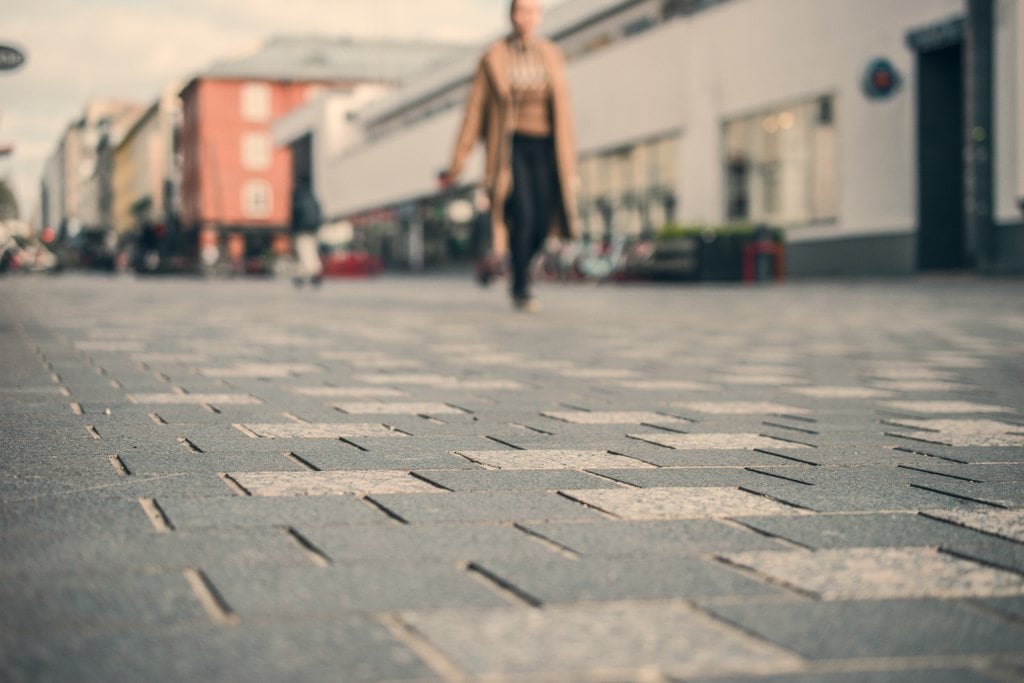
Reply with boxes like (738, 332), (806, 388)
(179, 36), (466, 271)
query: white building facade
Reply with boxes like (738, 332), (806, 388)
(304, 0), (1024, 275)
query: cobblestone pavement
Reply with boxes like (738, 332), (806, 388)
(2, 273), (1024, 682)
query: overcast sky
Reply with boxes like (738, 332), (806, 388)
(1, 0), (559, 222)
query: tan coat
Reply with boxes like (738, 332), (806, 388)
(448, 37), (579, 256)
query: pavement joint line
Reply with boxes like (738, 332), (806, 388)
(908, 483), (1009, 509)
(419, 414), (446, 425)
(625, 433), (676, 450)
(761, 421), (819, 435)
(511, 422), (554, 435)
(183, 568), (240, 626)
(606, 450), (663, 468)
(737, 486), (816, 513)
(57, 385), (70, 397)
(218, 472), (252, 496)
(937, 547), (1024, 579)
(711, 553), (821, 600)
(283, 527), (332, 567)
(139, 497), (174, 532)
(148, 412), (168, 426)
(722, 518), (817, 551)
(84, 425), (101, 440)
(582, 469), (643, 488)
(555, 490), (621, 519)
(640, 422), (689, 434)
(463, 561), (543, 608)
(758, 433), (818, 448)
(376, 613), (469, 683)
(451, 451), (499, 470)
(512, 522), (581, 560)
(896, 463), (983, 483)
(155, 371), (171, 383)
(283, 411), (309, 423)
(339, 437), (370, 452)
(203, 402), (222, 414)
(409, 471), (455, 491)
(69, 401), (82, 415)
(886, 432), (951, 446)
(744, 467), (815, 486)
(891, 445), (967, 464)
(486, 436), (525, 450)
(49, 371), (61, 384)
(107, 454), (130, 477)
(281, 451), (320, 472)
(360, 495), (409, 524)
(177, 437), (204, 454)
(917, 511), (1024, 546)
(109, 378), (122, 390)
(232, 423), (261, 438)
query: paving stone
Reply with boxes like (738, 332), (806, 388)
(674, 401), (812, 415)
(541, 410), (688, 425)
(1, 527), (310, 576)
(880, 400), (1015, 414)
(884, 418), (1024, 447)
(400, 601), (802, 679)
(521, 519), (790, 556)
(615, 379), (718, 391)
(290, 386), (410, 398)
(923, 509), (1024, 542)
(154, 495), (393, 530)
(199, 363), (322, 378)
(704, 599), (1024, 659)
(370, 490), (606, 523)
(788, 386), (894, 399)
(591, 466), (803, 489)
(628, 432), (813, 451)
(1, 616), (430, 682)
(563, 487), (806, 520)
(205, 562), (508, 616)
(127, 393), (263, 405)
(226, 470), (446, 496)
(0, 494), (157, 536)
(413, 468), (620, 492)
(686, 668), (1005, 682)
(234, 422), (407, 439)
(304, 523), (559, 562)
(452, 448), (656, 470)
(724, 547), (1024, 599)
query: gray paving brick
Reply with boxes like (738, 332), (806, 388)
(520, 519), (791, 556)
(153, 495), (394, 530)
(205, 562), (508, 616)
(413, 468), (620, 491)
(369, 490), (606, 523)
(704, 599), (1024, 659)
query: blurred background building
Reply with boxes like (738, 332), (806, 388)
(28, 0), (1024, 277)
(278, 0), (1023, 276)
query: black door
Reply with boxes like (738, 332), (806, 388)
(916, 44), (965, 269)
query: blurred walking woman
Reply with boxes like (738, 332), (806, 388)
(442, 0), (578, 311)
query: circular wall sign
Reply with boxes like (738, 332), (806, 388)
(0, 44), (26, 71)
(863, 58), (900, 99)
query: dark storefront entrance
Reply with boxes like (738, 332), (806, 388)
(912, 24), (966, 270)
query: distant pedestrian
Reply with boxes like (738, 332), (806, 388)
(440, 0), (579, 311)
(291, 184), (323, 287)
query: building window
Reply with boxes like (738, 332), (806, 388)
(242, 179), (272, 218)
(241, 132), (272, 170)
(724, 95), (838, 226)
(240, 82), (271, 122)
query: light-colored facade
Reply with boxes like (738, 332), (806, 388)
(309, 0), (1023, 275)
(112, 86), (182, 238)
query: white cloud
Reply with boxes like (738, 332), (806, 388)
(2, 0), (568, 220)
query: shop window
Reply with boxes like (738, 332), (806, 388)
(724, 96), (838, 226)
(242, 179), (272, 218)
(241, 132), (272, 171)
(240, 82), (271, 122)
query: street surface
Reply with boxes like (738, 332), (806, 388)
(2, 273), (1024, 682)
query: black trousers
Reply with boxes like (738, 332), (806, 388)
(505, 134), (557, 300)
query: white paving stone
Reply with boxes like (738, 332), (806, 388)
(544, 410), (687, 425)
(724, 547), (1024, 600)
(229, 470), (442, 496)
(925, 509), (1024, 542)
(128, 393), (262, 405)
(455, 449), (656, 470)
(559, 368), (639, 379)
(720, 373), (804, 386)
(335, 402), (467, 415)
(234, 423), (406, 438)
(789, 386), (892, 399)
(74, 340), (146, 352)
(131, 353), (210, 363)
(886, 419), (1024, 447)
(617, 380), (717, 391)
(400, 601), (802, 679)
(881, 401), (1014, 414)
(200, 363), (321, 378)
(674, 401), (811, 415)
(871, 380), (971, 392)
(628, 432), (810, 450)
(291, 387), (409, 398)
(565, 487), (803, 519)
